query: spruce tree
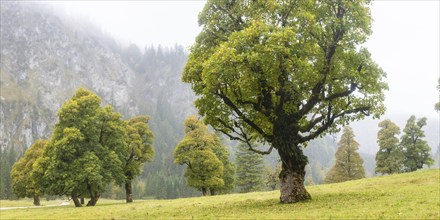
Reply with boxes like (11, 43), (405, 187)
(375, 119), (404, 174)
(235, 143), (264, 193)
(400, 116), (434, 172)
(325, 126), (365, 183)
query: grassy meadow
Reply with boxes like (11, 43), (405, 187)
(1, 169), (439, 219)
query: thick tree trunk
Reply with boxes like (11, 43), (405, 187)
(274, 123), (311, 203)
(86, 183), (100, 206)
(80, 197), (85, 205)
(86, 194), (100, 206)
(71, 193), (82, 207)
(279, 163), (311, 203)
(201, 187), (208, 196)
(210, 188), (216, 196)
(125, 181), (133, 203)
(33, 195), (40, 206)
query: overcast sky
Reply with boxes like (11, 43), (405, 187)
(47, 1), (439, 120)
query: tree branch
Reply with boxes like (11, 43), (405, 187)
(298, 106), (370, 143)
(214, 90), (273, 141)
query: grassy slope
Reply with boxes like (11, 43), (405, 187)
(1, 169), (439, 219)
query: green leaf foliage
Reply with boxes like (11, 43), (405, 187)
(11, 140), (47, 199)
(235, 143), (264, 193)
(123, 116), (154, 181)
(375, 119), (404, 175)
(174, 116), (233, 195)
(400, 116), (434, 172)
(325, 126), (365, 183)
(35, 88), (126, 206)
(183, 0), (387, 149)
(183, 0), (386, 202)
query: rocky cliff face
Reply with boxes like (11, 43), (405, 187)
(0, 2), (153, 151)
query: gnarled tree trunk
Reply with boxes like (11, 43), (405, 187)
(125, 181), (133, 203)
(33, 195), (40, 206)
(274, 121), (311, 203)
(80, 197), (85, 205)
(86, 193), (100, 206)
(201, 187), (208, 196)
(209, 188), (216, 196)
(71, 193), (82, 207)
(86, 183), (100, 206)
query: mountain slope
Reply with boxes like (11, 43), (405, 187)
(1, 2), (139, 152)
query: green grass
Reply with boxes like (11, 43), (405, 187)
(1, 169), (439, 219)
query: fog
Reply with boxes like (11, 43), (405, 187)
(47, 1), (439, 154)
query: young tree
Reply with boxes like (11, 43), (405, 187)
(235, 143), (264, 193)
(174, 116), (225, 196)
(183, 0), (387, 202)
(400, 116), (434, 172)
(122, 116), (154, 203)
(34, 88), (125, 207)
(375, 120), (404, 174)
(11, 140), (47, 206)
(325, 127), (365, 183)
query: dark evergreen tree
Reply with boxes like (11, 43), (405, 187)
(0, 146), (17, 199)
(235, 143), (264, 193)
(400, 116), (434, 172)
(375, 119), (404, 174)
(325, 127), (365, 183)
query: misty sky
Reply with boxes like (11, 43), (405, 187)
(48, 1), (439, 120)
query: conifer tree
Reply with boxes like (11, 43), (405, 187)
(0, 146), (17, 199)
(400, 116), (434, 172)
(325, 126), (365, 183)
(375, 120), (404, 174)
(11, 140), (47, 205)
(235, 142), (264, 193)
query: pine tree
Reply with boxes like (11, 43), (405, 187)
(325, 126), (365, 183)
(400, 116), (434, 172)
(375, 119), (404, 174)
(0, 146), (17, 199)
(235, 143), (264, 193)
